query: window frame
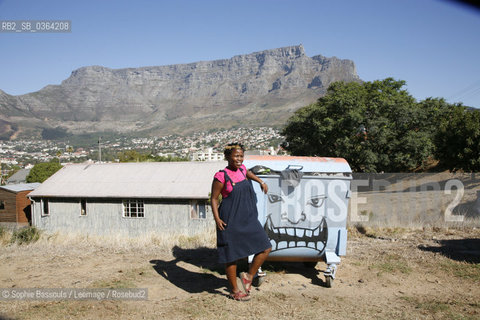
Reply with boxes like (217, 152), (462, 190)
(0, 200), (5, 210)
(122, 199), (145, 218)
(190, 200), (207, 220)
(41, 199), (50, 216)
(80, 199), (87, 216)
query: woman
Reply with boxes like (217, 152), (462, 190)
(210, 143), (272, 301)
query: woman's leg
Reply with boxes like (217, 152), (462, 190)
(247, 247), (272, 280)
(225, 261), (239, 293)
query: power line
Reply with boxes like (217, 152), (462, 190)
(448, 79), (480, 103)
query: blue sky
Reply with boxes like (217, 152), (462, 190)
(1, 0), (479, 108)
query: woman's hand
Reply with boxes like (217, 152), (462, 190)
(246, 170), (268, 194)
(260, 182), (268, 194)
(215, 218), (227, 231)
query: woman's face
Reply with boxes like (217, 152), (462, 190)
(227, 148), (244, 169)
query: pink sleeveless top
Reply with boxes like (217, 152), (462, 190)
(213, 164), (247, 198)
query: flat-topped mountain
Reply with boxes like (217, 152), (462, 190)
(0, 45), (360, 139)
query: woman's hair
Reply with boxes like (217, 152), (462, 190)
(223, 142), (245, 158)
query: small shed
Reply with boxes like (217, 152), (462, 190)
(28, 162), (226, 237)
(0, 183), (41, 227)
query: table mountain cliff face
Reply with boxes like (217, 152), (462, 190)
(0, 45), (360, 137)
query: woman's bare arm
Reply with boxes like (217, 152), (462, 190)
(246, 170), (268, 194)
(211, 179), (227, 230)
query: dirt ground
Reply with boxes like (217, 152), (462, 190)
(0, 227), (479, 320)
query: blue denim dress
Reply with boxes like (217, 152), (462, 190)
(216, 169), (271, 264)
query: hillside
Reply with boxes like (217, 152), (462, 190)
(0, 45), (360, 139)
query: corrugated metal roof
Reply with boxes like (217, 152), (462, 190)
(0, 183), (41, 193)
(28, 162), (227, 199)
(243, 155), (352, 173)
(6, 169), (31, 184)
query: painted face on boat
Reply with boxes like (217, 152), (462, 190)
(263, 179), (329, 254)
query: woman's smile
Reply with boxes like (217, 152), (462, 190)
(228, 149), (244, 169)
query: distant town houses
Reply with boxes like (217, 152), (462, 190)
(190, 148), (224, 161)
(0, 127), (285, 181)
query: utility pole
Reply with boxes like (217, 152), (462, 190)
(98, 137), (102, 162)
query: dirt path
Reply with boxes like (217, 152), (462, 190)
(0, 228), (479, 320)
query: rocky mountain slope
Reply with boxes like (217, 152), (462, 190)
(0, 45), (360, 138)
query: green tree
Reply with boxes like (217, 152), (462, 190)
(435, 105), (480, 171)
(26, 162), (63, 183)
(282, 78), (441, 172)
(117, 150), (154, 162)
(117, 150), (144, 162)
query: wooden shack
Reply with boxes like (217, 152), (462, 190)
(0, 183), (41, 227)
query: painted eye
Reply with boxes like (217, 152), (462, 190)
(268, 194), (283, 204)
(307, 195), (326, 208)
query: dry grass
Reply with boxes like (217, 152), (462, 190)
(439, 260), (480, 281)
(369, 253), (413, 275)
(1, 227), (479, 320)
(0, 229), (217, 257)
(349, 224), (480, 240)
(349, 225), (414, 239)
(0, 226), (11, 245)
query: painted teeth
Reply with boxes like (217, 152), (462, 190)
(269, 240), (325, 251)
(275, 227), (322, 239)
(276, 227), (312, 237)
(264, 215), (328, 254)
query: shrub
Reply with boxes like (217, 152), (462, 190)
(11, 226), (41, 245)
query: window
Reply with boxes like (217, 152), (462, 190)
(191, 200), (207, 219)
(123, 199), (144, 218)
(0, 200), (5, 210)
(42, 199), (49, 216)
(80, 199), (87, 216)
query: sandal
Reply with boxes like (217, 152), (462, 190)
(240, 272), (252, 294)
(229, 291), (250, 301)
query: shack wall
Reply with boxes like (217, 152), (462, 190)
(31, 198), (214, 237)
(0, 189), (17, 224)
(0, 189), (33, 227)
(16, 190), (32, 224)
